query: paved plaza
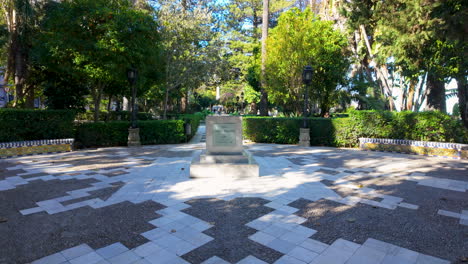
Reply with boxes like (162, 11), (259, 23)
(1, 127), (467, 264)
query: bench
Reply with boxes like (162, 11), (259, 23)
(0, 139), (74, 159)
(359, 138), (468, 160)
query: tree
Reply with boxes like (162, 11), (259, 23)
(0, 0), (37, 107)
(259, 0), (269, 116)
(155, 0), (222, 118)
(266, 8), (349, 116)
(39, 0), (161, 120)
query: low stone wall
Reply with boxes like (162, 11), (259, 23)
(359, 138), (468, 160)
(0, 139), (74, 159)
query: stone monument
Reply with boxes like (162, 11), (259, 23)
(190, 116), (259, 178)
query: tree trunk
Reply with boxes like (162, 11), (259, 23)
(425, 71), (446, 113)
(250, 102), (258, 115)
(260, 0), (269, 116)
(13, 42), (27, 107)
(456, 76), (467, 129)
(359, 25), (395, 110)
(25, 86), (34, 108)
(93, 85), (103, 122)
(163, 85), (169, 119)
(405, 79), (417, 111)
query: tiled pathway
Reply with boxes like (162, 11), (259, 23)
(0, 126), (467, 264)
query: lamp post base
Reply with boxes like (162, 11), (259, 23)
(299, 128), (310, 147)
(128, 128), (141, 147)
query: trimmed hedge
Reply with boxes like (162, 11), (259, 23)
(75, 111), (154, 121)
(74, 113), (205, 148)
(243, 111), (467, 147)
(243, 117), (334, 145)
(0, 109), (76, 142)
(74, 120), (186, 148)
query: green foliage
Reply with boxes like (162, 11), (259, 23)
(265, 8), (350, 115)
(74, 121), (129, 148)
(178, 113), (204, 137)
(0, 109), (76, 142)
(37, 0), (162, 112)
(392, 111), (466, 143)
(74, 120), (186, 148)
(243, 111), (467, 147)
(75, 111), (153, 121)
(243, 117), (300, 144)
(138, 120), (185, 145)
(74, 113), (205, 148)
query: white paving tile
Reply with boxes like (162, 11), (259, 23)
(274, 255), (307, 264)
(299, 239), (328, 254)
(61, 244), (94, 260)
(69, 251), (104, 264)
(202, 256), (230, 264)
(107, 250), (140, 264)
(287, 246), (319, 263)
(96, 243), (128, 259)
(32, 253), (66, 264)
(236, 255), (268, 264)
(249, 231), (276, 245)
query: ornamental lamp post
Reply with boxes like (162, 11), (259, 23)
(299, 65), (313, 147)
(127, 68), (138, 128)
(127, 67), (141, 147)
(302, 65), (313, 128)
(240, 92), (244, 114)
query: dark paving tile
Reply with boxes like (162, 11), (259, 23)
(0, 178), (98, 210)
(182, 197), (283, 264)
(101, 170), (128, 177)
(289, 198), (468, 263)
(0, 168), (27, 180)
(418, 165), (468, 181)
(362, 178), (468, 213)
(20, 172), (51, 179)
(0, 200), (164, 264)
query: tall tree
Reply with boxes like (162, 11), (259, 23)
(0, 0), (37, 107)
(259, 0), (269, 116)
(40, 0), (161, 121)
(266, 8), (350, 116)
(155, 0), (221, 118)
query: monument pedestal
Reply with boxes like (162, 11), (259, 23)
(190, 150), (259, 179)
(190, 116), (259, 179)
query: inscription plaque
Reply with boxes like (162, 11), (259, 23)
(213, 123), (236, 146)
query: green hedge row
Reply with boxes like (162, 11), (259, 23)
(242, 117), (334, 145)
(0, 109), (76, 142)
(243, 111), (467, 147)
(74, 120), (185, 148)
(75, 111), (154, 121)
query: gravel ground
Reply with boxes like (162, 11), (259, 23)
(182, 198), (283, 263)
(0, 177), (164, 264)
(289, 197), (468, 263)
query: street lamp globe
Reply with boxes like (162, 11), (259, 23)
(302, 65), (313, 85)
(127, 68), (137, 84)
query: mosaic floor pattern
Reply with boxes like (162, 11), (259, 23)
(0, 126), (467, 264)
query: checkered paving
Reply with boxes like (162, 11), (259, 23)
(0, 125), (466, 263)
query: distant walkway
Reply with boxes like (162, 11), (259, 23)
(189, 123), (206, 144)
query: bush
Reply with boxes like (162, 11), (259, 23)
(243, 117), (330, 145)
(75, 111), (153, 121)
(139, 120), (185, 145)
(74, 120), (186, 148)
(243, 111), (467, 148)
(178, 113), (204, 137)
(0, 109), (76, 142)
